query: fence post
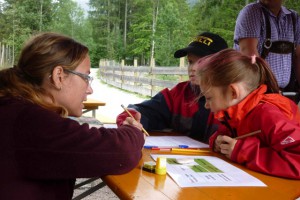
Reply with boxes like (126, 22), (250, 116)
(0, 43), (4, 67)
(0, 43), (14, 69)
(134, 58), (138, 88)
(105, 59), (109, 84)
(6, 45), (9, 66)
(121, 59), (125, 89)
(179, 57), (185, 82)
(0, 42), (2, 67)
(98, 59), (101, 81)
(150, 58), (155, 96)
(99, 59), (105, 83)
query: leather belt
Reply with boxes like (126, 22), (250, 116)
(266, 40), (295, 54)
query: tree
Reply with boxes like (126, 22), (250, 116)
(49, 0), (85, 37)
(0, 0), (53, 61)
(1, 0), (300, 68)
(155, 0), (192, 66)
(285, 0), (300, 13)
(125, 0), (153, 65)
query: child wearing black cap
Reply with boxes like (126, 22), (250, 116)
(116, 32), (228, 143)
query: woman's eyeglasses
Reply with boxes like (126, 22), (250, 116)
(64, 69), (93, 86)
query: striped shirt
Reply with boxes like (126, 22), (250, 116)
(234, 2), (300, 88)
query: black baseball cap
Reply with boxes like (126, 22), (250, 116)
(174, 32), (228, 58)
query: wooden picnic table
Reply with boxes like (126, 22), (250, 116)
(83, 99), (106, 117)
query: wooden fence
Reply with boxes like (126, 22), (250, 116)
(0, 43), (14, 69)
(99, 59), (188, 97)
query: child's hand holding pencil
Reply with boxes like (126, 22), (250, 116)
(214, 130), (261, 158)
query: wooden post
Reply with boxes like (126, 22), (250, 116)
(134, 58), (138, 87)
(134, 58), (137, 67)
(99, 59), (107, 83)
(179, 57), (185, 82)
(121, 59), (125, 88)
(105, 59), (110, 84)
(0, 43), (4, 67)
(98, 59), (102, 82)
(7, 45), (10, 67)
(0, 42), (2, 67)
(98, 59), (102, 68)
(150, 58), (155, 96)
(179, 57), (185, 68)
(150, 57), (155, 68)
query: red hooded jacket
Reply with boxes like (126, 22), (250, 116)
(209, 85), (300, 179)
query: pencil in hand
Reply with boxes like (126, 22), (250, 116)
(234, 130), (261, 140)
(121, 104), (149, 136)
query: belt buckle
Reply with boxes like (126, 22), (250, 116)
(264, 38), (272, 49)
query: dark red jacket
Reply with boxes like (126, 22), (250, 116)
(117, 81), (218, 143)
(0, 97), (145, 199)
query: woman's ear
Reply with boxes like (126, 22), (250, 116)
(49, 66), (64, 90)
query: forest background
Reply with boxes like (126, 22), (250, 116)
(0, 0), (300, 68)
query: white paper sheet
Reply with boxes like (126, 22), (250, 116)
(151, 154), (266, 188)
(144, 136), (209, 148)
(102, 123), (118, 128)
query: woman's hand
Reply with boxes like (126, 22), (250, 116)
(214, 135), (237, 159)
(122, 112), (146, 140)
(122, 112), (143, 131)
(116, 108), (139, 127)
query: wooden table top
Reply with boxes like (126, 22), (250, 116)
(83, 99), (106, 108)
(102, 133), (300, 200)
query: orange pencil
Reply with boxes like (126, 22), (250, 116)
(171, 148), (211, 153)
(234, 130), (261, 140)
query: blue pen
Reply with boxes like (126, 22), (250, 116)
(144, 145), (158, 149)
(178, 145), (189, 148)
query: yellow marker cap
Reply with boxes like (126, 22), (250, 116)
(155, 157), (167, 175)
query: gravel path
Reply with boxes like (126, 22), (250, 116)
(73, 179), (119, 200)
(86, 68), (147, 123)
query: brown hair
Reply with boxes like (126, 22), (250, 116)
(197, 49), (279, 94)
(0, 32), (89, 116)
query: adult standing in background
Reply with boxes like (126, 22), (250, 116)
(117, 32), (228, 143)
(233, 0), (300, 102)
(0, 32), (145, 200)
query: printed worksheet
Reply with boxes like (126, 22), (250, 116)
(145, 136), (209, 148)
(151, 154), (266, 187)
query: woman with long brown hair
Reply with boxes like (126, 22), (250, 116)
(0, 32), (145, 199)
